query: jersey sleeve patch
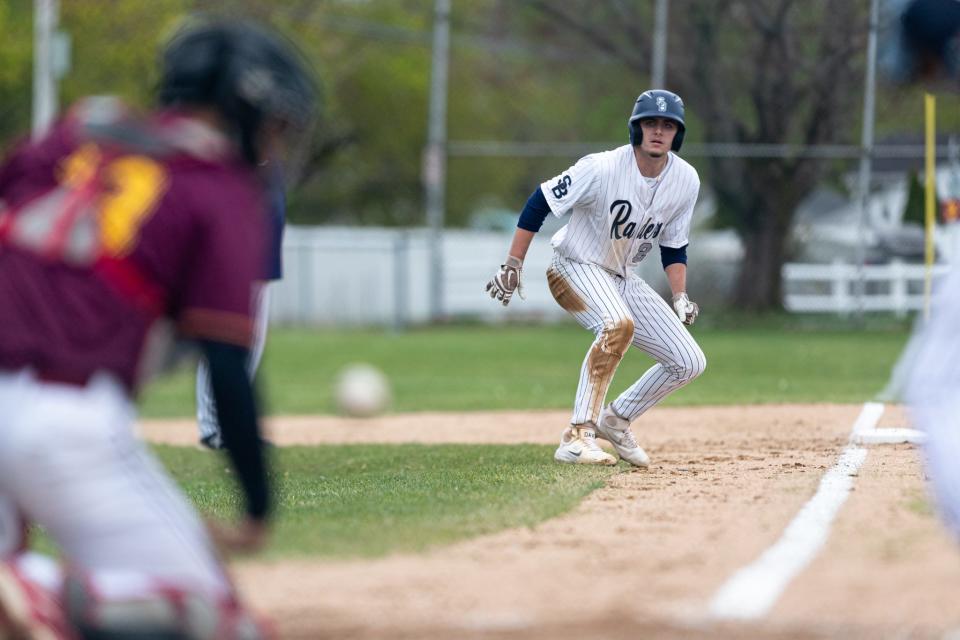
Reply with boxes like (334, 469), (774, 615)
(539, 154), (599, 217)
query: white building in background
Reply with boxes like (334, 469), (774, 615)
(791, 164), (960, 266)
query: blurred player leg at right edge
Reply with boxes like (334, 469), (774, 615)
(486, 89), (706, 468)
(197, 171), (285, 451)
(0, 18), (316, 639)
(881, 0), (960, 541)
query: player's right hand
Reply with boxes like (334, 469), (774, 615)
(485, 256), (525, 306)
(207, 517), (269, 555)
(672, 292), (699, 325)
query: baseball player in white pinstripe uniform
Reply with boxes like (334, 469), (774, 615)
(486, 89), (705, 467)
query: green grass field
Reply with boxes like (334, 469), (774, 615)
(162, 444), (616, 558)
(84, 321), (908, 560)
(30, 444), (615, 559)
(139, 322), (912, 417)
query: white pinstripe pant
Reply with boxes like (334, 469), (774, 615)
(196, 283), (271, 444)
(547, 253), (706, 426)
(906, 267), (960, 541)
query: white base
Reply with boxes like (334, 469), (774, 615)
(851, 428), (928, 445)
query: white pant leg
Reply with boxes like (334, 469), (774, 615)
(547, 255), (634, 425)
(906, 269), (960, 540)
(195, 358), (219, 442)
(610, 274), (706, 422)
(0, 371), (32, 562)
(196, 283), (271, 443)
(0, 372), (230, 601)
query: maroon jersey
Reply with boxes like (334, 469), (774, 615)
(0, 98), (267, 393)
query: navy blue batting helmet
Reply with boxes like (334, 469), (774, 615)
(628, 90), (686, 152)
(158, 19), (317, 167)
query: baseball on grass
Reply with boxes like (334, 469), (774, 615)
(334, 363), (392, 417)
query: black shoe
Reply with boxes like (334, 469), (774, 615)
(198, 434), (273, 451)
(198, 434), (223, 450)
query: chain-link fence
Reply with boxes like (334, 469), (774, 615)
(7, 0), (960, 322)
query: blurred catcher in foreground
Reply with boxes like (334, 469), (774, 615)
(0, 18), (315, 639)
(882, 0), (960, 544)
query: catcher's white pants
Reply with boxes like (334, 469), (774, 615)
(196, 283), (271, 444)
(0, 370), (230, 601)
(906, 267), (960, 541)
(0, 494), (23, 558)
(548, 254), (706, 426)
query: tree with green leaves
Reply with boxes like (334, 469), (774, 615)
(0, 2), (35, 147)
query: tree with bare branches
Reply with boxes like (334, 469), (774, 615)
(528, 0), (867, 310)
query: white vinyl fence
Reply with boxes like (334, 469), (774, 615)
(271, 226), (572, 327)
(783, 260), (950, 317)
(270, 227), (949, 326)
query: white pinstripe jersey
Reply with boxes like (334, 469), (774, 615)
(540, 145), (700, 277)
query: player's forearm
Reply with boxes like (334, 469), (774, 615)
(200, 339), (271, 522)
(509, 185), (553, 263)
(507, 228), (536, 262)
(665, 263), (687, 295)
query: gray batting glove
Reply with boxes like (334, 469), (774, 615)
(485, 256), (525, 306)
(672, 292), (699, 325)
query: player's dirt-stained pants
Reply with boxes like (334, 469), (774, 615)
(547, 253), (706, 426)
(197, 283), (270, 445)
(0, 370), (233, 618)
(906, 267), (960, 541)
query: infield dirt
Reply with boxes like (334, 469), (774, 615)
(142, 404), (960, 639)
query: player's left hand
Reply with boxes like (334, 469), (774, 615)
(485, 256), (525, 306)
(672, 292), (699, 325)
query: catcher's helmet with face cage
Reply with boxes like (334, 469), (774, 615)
(628, 90), (686, 152)
(158, 19), (317, 167)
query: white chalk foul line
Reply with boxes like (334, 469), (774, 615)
(850, 401), (885, 435)
(708, 402), (883, 620)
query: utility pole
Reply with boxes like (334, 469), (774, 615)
(651, 0), (669, 88)
(32, 0), (60, 138)
(425, 0), (451, 321)
(854, 0), (879, 320)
